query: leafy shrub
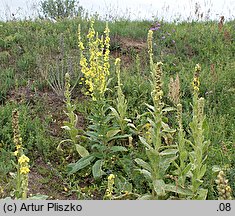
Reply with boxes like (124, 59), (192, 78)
(39, 0), (84, 20)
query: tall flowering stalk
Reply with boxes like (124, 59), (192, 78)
(215, 171), (232, 200)
(175, 103), (189, 189)
(135, 30), (183, 200)
(147, 30), (154, 72)
(189, 64), (210, 199)
(59, 73), (89, 158)
(12, 110), (30, 200)
(104, 174), (115, 200)
(109, 58), (129, 134)
(78, 20), (110, 101)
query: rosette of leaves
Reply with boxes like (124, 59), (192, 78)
(67, 103), (130, 179)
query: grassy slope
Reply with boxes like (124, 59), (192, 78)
(0, 17), (234, 199)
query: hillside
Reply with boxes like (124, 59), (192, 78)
(0, 16), (234, 200)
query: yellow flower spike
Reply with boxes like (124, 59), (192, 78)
(18, 154), (30, 164)
(78, 20), (111, 101)
(192, 63), (201, 93)
(108, 174), (115, 181)
(16, 144), (21, 150)
(20, 166), (30, 175)
(115, 58), (121, 65)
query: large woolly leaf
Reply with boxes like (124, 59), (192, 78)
(159, 155), (178, 176)
(108, 134), (130, 142)
(106, 129), (121, 138)
(75, 144), (89, 158)
(136, 169), (152, 181)
(198, 164), (207, 179)
(159, 149), (178, 156)
(137, 194), (154, 200)
(139, 136), (152, 149)
(153, 179), (166, 197)
(110, 146), (128, 153)
(92, 159), (105, 179)
(135, 158), (152, 172)
(115, 176), (132, 192)
(196, 188), (208, 200)
(181, 163), (192, 177)
(67, 155), (95, 174)
(27, 195), (48, 200)
(165, 184), (193, 196)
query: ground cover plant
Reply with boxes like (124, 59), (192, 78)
(0, 1), (234, 200)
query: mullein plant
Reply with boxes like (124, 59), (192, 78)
(215, 171), (232, 200)
(58, 72), (89, 158)
(167, 76), (191, 195)
(188, 64), (210, 199)
(67, 20), (128, 179)
(78, 19), (110, 102)
(135, 30), (191, 199)
(109, 58), (131, 135)
(173, 103), (191, 191)
(12, 109), (30, 200)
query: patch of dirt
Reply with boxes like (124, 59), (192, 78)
(7, 85), (86, 137)
(110, 35), (147, 65)
(118, 37), (147, 51)
(28, 157), (77, 200)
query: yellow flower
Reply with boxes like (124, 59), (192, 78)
(16, 144), (21, 150)
(108, 174), (115, 181)
(20, 166), (30, 174)
(64, 187), (68, 192)
(115, 58), (121, 65)
(18, 155), (30, 164)
(13, 150), (18, 156)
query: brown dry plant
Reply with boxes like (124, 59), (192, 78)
(168, 73), (181, 105)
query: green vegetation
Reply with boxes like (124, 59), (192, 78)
(0, 4), (234, 200)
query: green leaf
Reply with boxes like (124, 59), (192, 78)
(159, 155), (178, 176)
(145, 103), (155, 111)
(162, 128), (176, 133)
(27, 195), (48, 200)
(159, 149), (178, 156)
(108, 134), (130, 142)
(135, 158), (152, 172)
(164, 184), (193, 196)
(198, 164), (207, 179)
(135, 169), (152, 181)
(196, 188), (208, 200)
(106, 129), (121, 138)
(181, 164), (192, 177)
(137, 194), (154, 200)
(92, 159), (105, 179)
(115, 176), (132, 192)
(75, 144), (89, 158)
(139, 136), (152, 149)
(110, 146), (128, 153)
(153, 179), (166, 197)
(109, 107), (120, 118)
(162, 107), (176, 112)
(67, 155), (95, 174)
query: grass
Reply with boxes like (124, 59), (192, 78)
(0, 13), (234, 200)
